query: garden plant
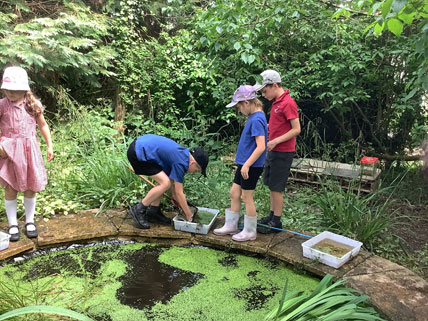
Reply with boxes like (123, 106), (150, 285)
(0, 0), (427, 319)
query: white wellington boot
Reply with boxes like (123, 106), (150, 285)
(213, 208), (240, 236)
(232, 215), (257, 242)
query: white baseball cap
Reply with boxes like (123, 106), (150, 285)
(1, 66), (30, 91)
(253, 69), (281, 91)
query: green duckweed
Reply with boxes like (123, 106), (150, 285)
(0, 242), (319, 321)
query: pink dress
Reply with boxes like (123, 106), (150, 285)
(0, 97), (47, 192)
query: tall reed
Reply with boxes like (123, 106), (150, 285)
(311, 177), (399, 249)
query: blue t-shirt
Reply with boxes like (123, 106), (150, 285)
(235, 111), (268, 167)
(135, 134), (189, 183)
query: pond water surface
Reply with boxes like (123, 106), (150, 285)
(0, 241), (319, 321)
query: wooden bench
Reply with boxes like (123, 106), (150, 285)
(290, 158), (381, 193)
(220, 155), (381, 193)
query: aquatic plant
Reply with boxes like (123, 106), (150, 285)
(0, 265), (101, 320)
(265, 274), (385, 321)
(0, 243), (319, 321)
(0, 306), (94, 321)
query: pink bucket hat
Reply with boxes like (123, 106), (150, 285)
(1, 66), (30, 91)
(226, 85), (258, 108)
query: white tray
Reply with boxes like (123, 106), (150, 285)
(302, 231), (362, 269)
(0, 231), (11, 251)
(173, 207), (219, 235)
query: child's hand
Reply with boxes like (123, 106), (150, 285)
(241, 164), (249, 180)
(267, 140), (278, 151)
(46, 147), (54, 162)
(0, 145), (7, 159)
(186, 213), (194, 222)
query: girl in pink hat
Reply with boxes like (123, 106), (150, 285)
(0, 66), (54, 241)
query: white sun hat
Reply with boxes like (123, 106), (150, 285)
(1, 66), (30, 91)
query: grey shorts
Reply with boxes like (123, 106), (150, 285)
(263, 151), (295, 192)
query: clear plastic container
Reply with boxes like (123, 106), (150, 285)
(0, 231), (11, 251)
(302, 231), (363, 269)
(173, 207), (219, 235)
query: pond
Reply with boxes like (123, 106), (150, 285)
(0, 241), (319, 321)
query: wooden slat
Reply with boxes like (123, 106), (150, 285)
(289, 158), (381, 193)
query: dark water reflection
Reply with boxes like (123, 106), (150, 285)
(116, 246), (203, 309)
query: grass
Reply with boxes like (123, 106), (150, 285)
(381, 161), (428, 205)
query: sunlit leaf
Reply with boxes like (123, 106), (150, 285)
(387, 18), (403, 36)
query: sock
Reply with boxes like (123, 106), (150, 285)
(24, 196), (36, 231)
(272, 215), (281, 224)
(5, 199), (18, 234)
(269, 210), (274, 219)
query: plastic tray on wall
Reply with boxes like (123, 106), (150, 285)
(173, 207), (219, 235)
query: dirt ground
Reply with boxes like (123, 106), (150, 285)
(390, 201), (428, 279)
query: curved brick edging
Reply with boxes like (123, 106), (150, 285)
(1, 208), (427, 321)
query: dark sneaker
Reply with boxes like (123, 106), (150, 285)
(128, 203), (150, 229)
(257, 220), (282, 234)
(258, 215), (272, 225)
(147, 207), (171, 225)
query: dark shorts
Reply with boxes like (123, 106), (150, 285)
(263, 151), (295, 192)
(233, 165), (264, 190)
(127, 139), (163, 176)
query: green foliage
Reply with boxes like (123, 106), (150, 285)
(311, 178), (398, 249)
(381, 160), (428, 204)
(0, 1), (115, 90)
(0, 275), (95, 321)
(0, 306), (94, 321)
(183, 160), (236, 210)
(1, 0), (425, 159)
(336, 0), (428, 95)
(69, 149), (148, 213)
(50, 107), (148, 213)
(400, 243), (428, 276)
(265, 274), (385, 320)
(160, 0), (427, 158)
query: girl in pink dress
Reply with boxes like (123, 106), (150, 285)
(0, 66), (53, 241)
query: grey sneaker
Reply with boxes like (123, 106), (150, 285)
(128, 203), (150, 229)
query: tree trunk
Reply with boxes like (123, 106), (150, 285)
(114, 86), (126, 136)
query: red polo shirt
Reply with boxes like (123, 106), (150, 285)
(269, 90), (299, 152)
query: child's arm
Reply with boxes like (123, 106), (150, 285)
(267, 118), (301, 151)
(36, 114), (54, 162)
(171, 181), (194, 221)
(241, 135), (266, 180)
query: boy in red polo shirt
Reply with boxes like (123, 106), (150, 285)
(254, 70), (301, 233)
